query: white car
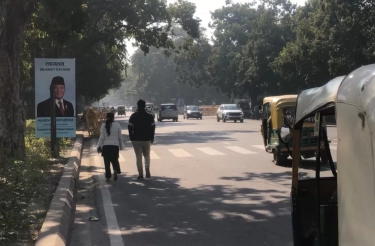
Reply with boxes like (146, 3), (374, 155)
(216, 104), (244, 123)
(158, 103), (178, 122)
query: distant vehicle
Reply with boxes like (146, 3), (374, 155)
(216, 104), (244, 123)
(158, 103), (178, 122)
(117, 105), (126, 116)
(233, 99), (252, 118)
(183, 105), (202, 120)
(145, 102), (155, 118)
(131, 106), (137, 112)
(108, 106), (115, 113)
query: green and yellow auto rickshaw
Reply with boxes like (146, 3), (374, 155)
(117, 105), (126, 116)
(260, 95), (319, 165)
(285, 66), (375, 245)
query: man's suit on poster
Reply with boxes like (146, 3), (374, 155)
(37, 98), (75, 117)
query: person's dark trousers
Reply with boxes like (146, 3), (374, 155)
(102, 145), (121, 178)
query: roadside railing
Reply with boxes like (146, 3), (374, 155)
(200, 105), (219, 116)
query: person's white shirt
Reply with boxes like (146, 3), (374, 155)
(96, 122), (123, 150)
(56, 98), (65, 110)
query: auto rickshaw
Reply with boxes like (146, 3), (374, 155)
(283, 66), (375, 245)
(259, 95), (319, 165)
(117, 105), (126, 116)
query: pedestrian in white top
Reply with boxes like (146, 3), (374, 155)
(97, 112), (123, 182)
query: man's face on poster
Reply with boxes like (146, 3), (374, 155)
(54, 84), (65, 100)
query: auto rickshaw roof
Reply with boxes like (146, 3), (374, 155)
(337, 64), (375, 133)
(295, 76), (346, 126)
(263, 95), (298, 110)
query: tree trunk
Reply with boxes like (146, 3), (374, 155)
(0, 0), (36, 158)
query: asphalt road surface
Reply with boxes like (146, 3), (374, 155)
(70, 114), (337, 246)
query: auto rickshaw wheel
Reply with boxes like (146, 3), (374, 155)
(273, 150), (288, 165)
(320, 149), (329, 165)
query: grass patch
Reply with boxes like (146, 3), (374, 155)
(0, 120), (74, 245)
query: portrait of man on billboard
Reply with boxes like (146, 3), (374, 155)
(37, 76), (75, 117)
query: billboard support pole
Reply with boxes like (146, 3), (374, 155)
(50, 86), (57, 158)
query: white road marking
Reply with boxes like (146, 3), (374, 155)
(222, 142), (231, 145)
(330, 145), (337, 150)
(225, 146), (257, 154)
(169, 149), (192, 157)
(251, 145), (265, 150)
(197, 147), (226, 156)
(91, 143), (124, 246)
(150, 150), (160, 159)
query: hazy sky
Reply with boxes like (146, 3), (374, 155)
(126, 0), (306, 57)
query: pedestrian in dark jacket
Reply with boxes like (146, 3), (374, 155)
(128, 99), (155, 180)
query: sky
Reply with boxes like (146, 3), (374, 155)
(126, 0), (306, 57)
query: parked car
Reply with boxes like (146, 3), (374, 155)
(146, 103), (156, 118)
(183, 105), (202, 120)
(216, 104), (244, 123)
(158, 103), (178, 122)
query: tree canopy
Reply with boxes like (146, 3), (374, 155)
(206, 0), (375, 103)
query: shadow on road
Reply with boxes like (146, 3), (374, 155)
(266, 158), (335, 173)
(220, 171), (295, 189)
(150, 130), (257, 145)
(105, 175), (293, 246)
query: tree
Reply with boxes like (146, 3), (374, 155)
(0, 0), (38, 157)
(207, 0), (296, 104)
(122, 27), (230, 106)
(207, 3), (258, 98)
(272, 0), (375, 89)
(173, 28), (214, 88)
(236, 0), (296, 102)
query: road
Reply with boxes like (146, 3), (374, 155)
(70, 114), (337, 246)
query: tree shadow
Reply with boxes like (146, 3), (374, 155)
(140, 130), (257, 145)
(220, 171), (294, 189)
(104, 175), (293, 246)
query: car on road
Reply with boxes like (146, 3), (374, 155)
(183, 105), (202, 120)
(117, 105), (126, 116)
(158, 103), (178, 122)
(216, 104), (244, 123)
(146, 102), (156, 118)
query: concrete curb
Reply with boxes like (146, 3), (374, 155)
(35, 135), (83, 246)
